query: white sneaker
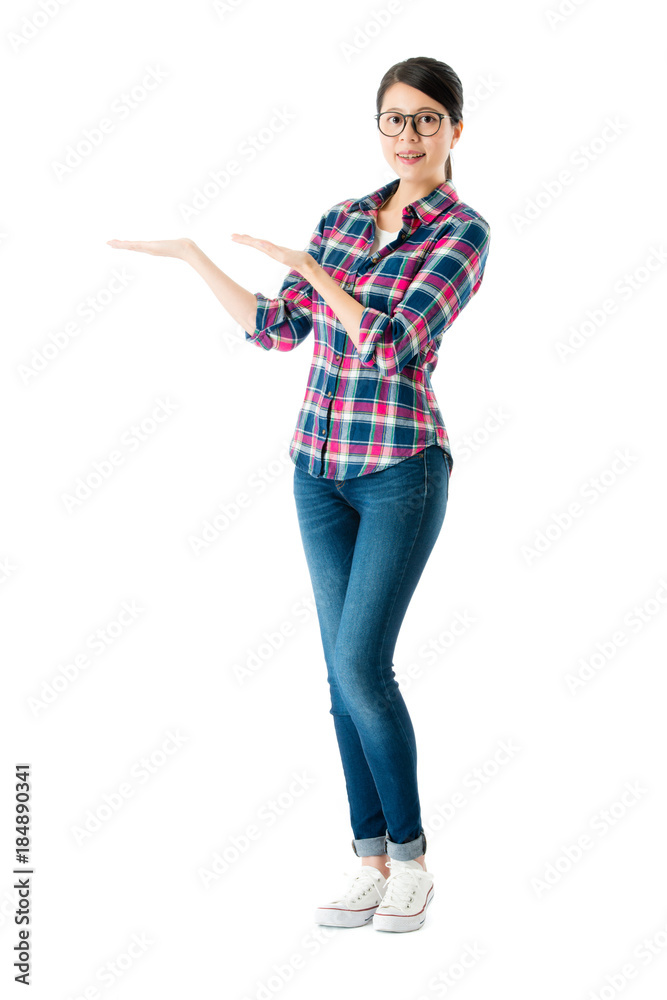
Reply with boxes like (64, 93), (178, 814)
(314, 865), (388, 927)
(372, 858), (434, 932)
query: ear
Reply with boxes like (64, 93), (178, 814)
(451, 119), (464, 149)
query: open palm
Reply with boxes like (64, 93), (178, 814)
(230, 233), (311, 273)
(106, 238), (192, 259)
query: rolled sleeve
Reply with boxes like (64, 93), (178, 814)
(354, 217), (491, 377)
(245, 210), (327, 352)
(246, 285), (313, 352)
(356, 305), (389, 366)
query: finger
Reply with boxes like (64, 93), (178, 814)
(106, 240), (155, 252)
(231, 234), (268, 247)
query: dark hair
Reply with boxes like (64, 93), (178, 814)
(376, 56), (463, 181)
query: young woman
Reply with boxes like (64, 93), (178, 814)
(107, 55), (491, 934)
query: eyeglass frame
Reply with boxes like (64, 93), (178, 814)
(374, 111), (452, 137)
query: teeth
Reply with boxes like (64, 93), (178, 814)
(398, 154), (424, 158)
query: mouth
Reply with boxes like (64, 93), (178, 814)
(396, 152), (425, 163)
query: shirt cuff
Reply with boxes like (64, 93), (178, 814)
(355, 306), (388, 367)
(245, 291), (278, 348)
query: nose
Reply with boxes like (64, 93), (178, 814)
(396, 118), (422, 142)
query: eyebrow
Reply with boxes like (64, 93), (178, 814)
(382, 106), (440, 113)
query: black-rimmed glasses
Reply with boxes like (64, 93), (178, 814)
(375, 111), (450, 137)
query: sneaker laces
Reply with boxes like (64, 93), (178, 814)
(335, 867), (385, 905)
(380, 860), (431, 910)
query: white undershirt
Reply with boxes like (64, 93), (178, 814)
(370, 224), (400, 256)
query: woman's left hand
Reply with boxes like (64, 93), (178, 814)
(230, 233), (313, 275)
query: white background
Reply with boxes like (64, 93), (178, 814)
(1, 0), (666, 997)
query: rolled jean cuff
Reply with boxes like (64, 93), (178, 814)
(385, 830), (427, 861)
(351, 835), (387, 857)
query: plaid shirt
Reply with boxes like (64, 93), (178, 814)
(246, 176), (491, 480)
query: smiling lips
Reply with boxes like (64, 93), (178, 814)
(397, 152), (425, 161)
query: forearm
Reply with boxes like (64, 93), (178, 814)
(182, 239), (258, 335)
(301, 258), (365, 352)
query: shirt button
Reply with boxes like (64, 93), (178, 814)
(327, 391), (332, 397)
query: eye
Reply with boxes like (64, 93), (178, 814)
(418, 114), (436, 124)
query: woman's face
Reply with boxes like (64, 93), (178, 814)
(378, 81), (462, 185)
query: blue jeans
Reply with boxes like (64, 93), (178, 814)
(292, 444), (450, 861)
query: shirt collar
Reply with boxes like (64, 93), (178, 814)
(348, 176), (458, 226)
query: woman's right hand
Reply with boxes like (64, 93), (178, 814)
(106, 235), (258, 335)
(106, 237), (195, 260)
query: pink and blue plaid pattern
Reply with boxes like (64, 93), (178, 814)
(246, 176), (490, 480)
